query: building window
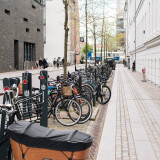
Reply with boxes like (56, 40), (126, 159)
(24, 42), (36, 61)
(5, 9), (10, 15)
(23, 17), (28, 22)
(32, 5), (36, 9)
(26, 28), (30, 32)
(37, 28), (41, 32)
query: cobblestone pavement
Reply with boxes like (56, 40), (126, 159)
(97, 64), (160, 160)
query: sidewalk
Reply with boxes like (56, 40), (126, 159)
(0, 64), (84, 80)
(97, 64), (160, 160)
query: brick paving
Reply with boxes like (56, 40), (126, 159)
(89, 70), (115, 160)
(97, 64), (160, 160)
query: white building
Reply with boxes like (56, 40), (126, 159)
(44, 0), (65, 62)
(116, 0), (125, 52)
(44, 0), (80, 65)
(125, 0), (160, 85)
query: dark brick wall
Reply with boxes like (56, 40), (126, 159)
(0, 0), (44, 72)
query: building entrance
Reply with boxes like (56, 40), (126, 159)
(14, 40), (19, 70)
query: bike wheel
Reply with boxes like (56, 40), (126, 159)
(97, 85), (111, 104)
(76, 97), (92, 124)
(54, 99), (82, 126)
(81, 85), (93, 101)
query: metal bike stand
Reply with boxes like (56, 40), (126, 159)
(3, 78), (10, 104)
(22, 71), (32, 119)
(40, 70), (48, 127)
(93, 69), (97, 107)
(0, 110), (11, 160)
(1, 78), (18, 160)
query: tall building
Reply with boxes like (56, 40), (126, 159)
(125, 0), (160, 85)
(116, 0), (125, 52)
(44, 0), (80, 65)
(70, 0), (81, 64)
(0, 0), (44, 72)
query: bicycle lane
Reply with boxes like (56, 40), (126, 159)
(97, 64), (157, 160)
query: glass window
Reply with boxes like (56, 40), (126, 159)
(24, 42), (35, 61)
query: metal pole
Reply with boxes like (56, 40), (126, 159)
(40, 70), (48, 127)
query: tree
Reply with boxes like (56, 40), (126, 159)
(85, 0), (88, 71)
(62, 0), (69, 80)
(81, 43), (93, 55)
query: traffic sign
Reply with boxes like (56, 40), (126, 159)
(80, 37), (84, 42)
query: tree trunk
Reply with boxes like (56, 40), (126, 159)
(104, 34), (105, 62)
(101, 35), (103, 64)
(85, 0), (88, 71)
(106, 38), (108, 61)
(94, 25), (96, 66)
(63, 0), (69, 80)
(101, 7), (105, 65)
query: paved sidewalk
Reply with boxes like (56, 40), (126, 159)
(0, 64), (84, 80)
(97, 64), (160, 160)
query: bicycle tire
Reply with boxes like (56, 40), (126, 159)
(81, 85), (93, 101)
(72, 97), (92, 124)
(97, 85), (111, 104)
(54, 99), (82, 126)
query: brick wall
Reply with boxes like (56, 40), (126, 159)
(0, 0), (44, 72)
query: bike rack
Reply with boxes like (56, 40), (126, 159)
(39, 70), (48, 127)
(0, 71), (48, 159)
(22, 72), (32, 119)
(0, 86), (16, 160)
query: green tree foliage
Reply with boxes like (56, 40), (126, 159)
(81, 43), (93, 54)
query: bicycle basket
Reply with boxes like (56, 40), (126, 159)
(62, 86), (72, 97)
(15, 93), (43, 121)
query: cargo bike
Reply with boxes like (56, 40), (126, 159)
(0, 89), (92, 160)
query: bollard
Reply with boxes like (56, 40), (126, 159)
(40, 70), (48, 127)
(22, 72), (32, 119)
(142, 67), (147, 82)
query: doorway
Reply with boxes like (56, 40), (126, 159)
(14, 40), (19, 70)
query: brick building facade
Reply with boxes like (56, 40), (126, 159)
(0, 0), (44, 72)
(68, 0), (80, 64)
